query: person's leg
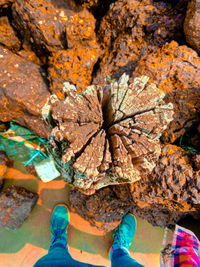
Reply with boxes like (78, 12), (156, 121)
(34, 204), (105, 267)
(110, 214), (145, 267)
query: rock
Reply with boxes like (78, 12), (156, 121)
(74, 0), (101, 10)
(94, 0), (186, 87)
(12, 0), (101, 94)
(0, 0), (13, 10)
(0, 151), (11, 189)
(184, 0), (200, 54)
(69, 186), (130, 231)
(17, 43), (43, 65)
(48, 9), (101, 95)
(0, 17), (21, 52)
(0, 46), (50, 138)
(130, 144), (200, 227)
(0, 186), (38, 229)
(12, 0), (76, 56)
(133, 41), (200, 143)
(69, 144), (200, 230)
(47, 74), (173, 192)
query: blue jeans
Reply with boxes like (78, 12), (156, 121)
(34, 240), (145, 267)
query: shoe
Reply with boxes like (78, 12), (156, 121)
(112, 213), (136, 251)
(50, 204), (70, 245)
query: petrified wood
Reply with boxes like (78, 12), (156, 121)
(46, 74), (173, 192)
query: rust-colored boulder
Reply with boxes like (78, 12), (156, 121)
(133, 41), (200, 143)
(17, 48), (42, 65)
(74, 0), (100, 10)
(129, 144), (200, 227)
(69, 186), (130, 231)
(0, 0), (13, 10)
(47, 74), (173, 192)
(0, 16), (21, 52)
(12, 0), (101, 94)
(0, 186), (38, 229)
(132, 145), (200, 207)
(184, 0), (200, 54)
(48, 9), (101, 95)
(69, 144), (200, 230)
(0, 46), (50, 137)
(94, 0), (186, 87)
(12, 0), (76, 55)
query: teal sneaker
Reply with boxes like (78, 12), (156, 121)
(50, 204), (70, 246)
(111, 213), (136, 252)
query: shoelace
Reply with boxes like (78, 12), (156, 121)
(52, 218), (66, 242)
(113, 228), (131, 248)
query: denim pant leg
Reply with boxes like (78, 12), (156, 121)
(34, 240), (105, 267)
(111, 248), (145, 267)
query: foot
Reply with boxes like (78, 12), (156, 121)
(50, 204), (70, 246)
(112, 213), (136, 251)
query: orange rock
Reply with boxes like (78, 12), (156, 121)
(0, 0), (13, 10)
(49, 8), (101, 94)
(12, 0), (75, 55)
(94, 0), (185, 87)
(0, 47), (50, 137)
(133, 41), (200, 143)
(184, 0), (200, 54)
(0, 17), (21, 52)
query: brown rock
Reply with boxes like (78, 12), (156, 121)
(0, 0), (13, 10)
(184, 0), (200, 54)
(48, 9), (101, 95)
(0, 186), (38, 229)
(74, 0), (100, 10)
(48, 75), (173, 192)
(13, 1), (101, 94)
(0, 46), (50, 137)
(133, 41), (200, 143)
(94, 0), (186, 87)
(69, 186), (131, 231)
(12, 0), (75, 55)
(0, 17), (21, 52)
(17, 44), (42, 65)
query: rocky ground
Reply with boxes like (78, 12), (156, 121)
(0, 0), (200, 230)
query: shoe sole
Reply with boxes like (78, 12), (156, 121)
(52, 203), (70, 222)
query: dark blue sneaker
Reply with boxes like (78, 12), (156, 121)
(111, 213), (137, 252)
(50, 204), (70, 246)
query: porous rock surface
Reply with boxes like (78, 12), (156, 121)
(0, 0), (13, 10)
(0, 186), (38, 229)
(12, 0), (75, 54)
(133, 41), (200, 143)
(70, 144), (200, 230)
(48, 75), (173, 192)
(0, 16), (21, 52)
(184, 0), (200, 54)
(12, 0), (101, 93)
(48, 8), (101, 95)
(0, 46), (50, 137)
(94, 0), (187, 87)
